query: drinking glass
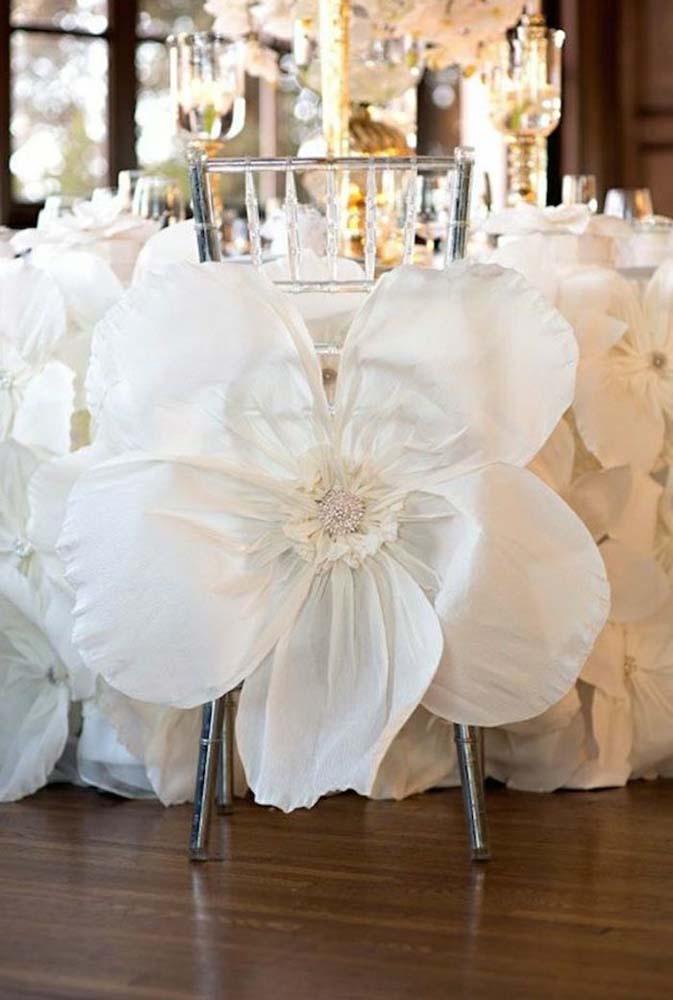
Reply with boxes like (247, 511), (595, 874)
(117, 170), (144, 212)
(604, 188), (654, 222)
(562, 174), (598, 213)
(132, 175), (186, 226)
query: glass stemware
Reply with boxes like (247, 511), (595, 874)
(132, 175), (186, 226)
(562, 174), (598, 213)
(604, 188), (654, 222)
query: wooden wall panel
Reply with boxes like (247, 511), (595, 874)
(559, 0), (673, 215)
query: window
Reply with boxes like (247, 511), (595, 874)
(0, 0), (291, 227)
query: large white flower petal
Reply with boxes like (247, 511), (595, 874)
(566, 685), (632, 789)
(89, 262), (328, 461)
(423, 464), (610, 726)
(489, 234), (559, 299)
(644, 258), (673, 352)
(371, 707), (458, 800)
(574, 357), (664, 472)
(335, 262), (578, 481)
(613, 470), (662, 553)
(601, 538), (670, 623)
(236, 552), (443, 812)
(0, 592), (70, 801)
(528, 417), (575, 492)
(263, 252), (368, 347)
(580, 619), (626, 696)
(558, 267), (646, 355)
(95, 682), (204, 805)
(0, 258), (66, 363)
(486, 687), (588, 792)
(12, 360), (74, 456)
(627, 600), (673, 775)
(567, 466), (631, 539)
(77, 700), (154, 798)
(61, 453), (316, 708)
(131, 219), (199, 285)
(39, 250), (122, 334)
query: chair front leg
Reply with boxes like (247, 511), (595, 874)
(189, 696), (226, 861)
(454, 723), (491, 862)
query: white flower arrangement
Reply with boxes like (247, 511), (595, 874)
(204, 0), (524, 78)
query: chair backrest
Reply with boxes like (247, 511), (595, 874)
(188, 147), (475, 290)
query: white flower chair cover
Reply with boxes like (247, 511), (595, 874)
(59, 149), (608, 863)
(187, 147), (493, 861)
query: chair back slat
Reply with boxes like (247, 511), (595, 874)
(325, 164), (340, 283)
(188, 148), (475, 289)
(284, 164), (302, 286)
(402, 161), (418, 266)
(364, 159), (378, 282)
(244, 164), (263, 269)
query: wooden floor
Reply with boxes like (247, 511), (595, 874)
(1, 782), (673, 1000)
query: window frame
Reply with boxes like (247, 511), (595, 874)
(0, 0), (143, 228)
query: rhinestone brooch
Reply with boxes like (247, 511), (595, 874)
(13, 537), (33, 561)
(317, 487), (366, 538)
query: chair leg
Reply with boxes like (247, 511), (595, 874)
(217, 691), (235, 814)
(454, 723), (491, 862)
(189, 696), (226, 861)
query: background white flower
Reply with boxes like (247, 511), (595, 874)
(0, 586), (79, 802)
(558, 262), (673, 472)
(0, 258), (74, 456)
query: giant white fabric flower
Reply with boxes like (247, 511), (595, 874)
(61, 260), (609, 812)
(558, 261), (673, 472)
(0, 258), (74, 455)
(489, 419), (668, 791)
(0, 584), (88, 802)
(371, 707), (459, 799)
(530, 419), (669, 622)
(576, 599), (673, 785)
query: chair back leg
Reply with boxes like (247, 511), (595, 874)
(217, 692), (236, 814)
(454, 723), (491, 862)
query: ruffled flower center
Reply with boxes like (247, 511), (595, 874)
(623, 654), (637, 677)
(283, 466), (401, 570)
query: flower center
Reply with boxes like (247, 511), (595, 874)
(624, 654), (637, 677)
(46, 664), (66, 685)
(0, 369), (12, 390)
(13, 536), (33, 561)
(651, 350), (667, 371)
(316, 487), (366, 538)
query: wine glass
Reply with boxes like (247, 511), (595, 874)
(562, 174), (598, 213)
(604, 188), (654, 222)
(132, 176), (186, 226)
(117, 170), (144, 213)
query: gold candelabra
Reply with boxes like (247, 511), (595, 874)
(486, 11), (565, 207)
(319, 0), (351, 156)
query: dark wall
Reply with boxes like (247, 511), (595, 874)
(558, 0), (673, 215)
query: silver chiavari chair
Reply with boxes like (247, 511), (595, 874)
(187, 145), (490, 863)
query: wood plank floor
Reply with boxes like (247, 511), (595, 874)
(1, 782), (673, 999)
